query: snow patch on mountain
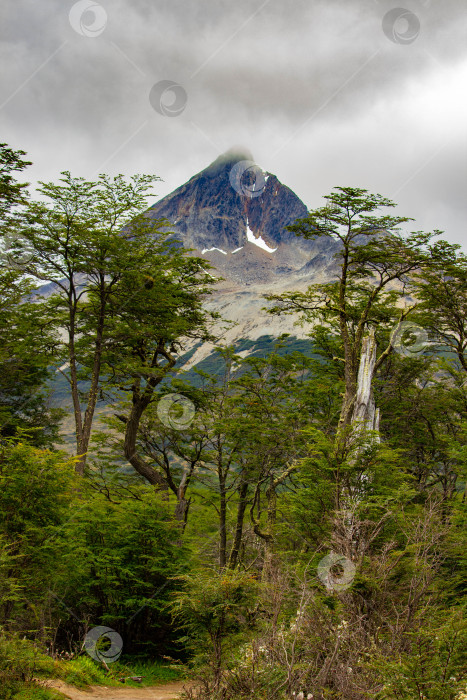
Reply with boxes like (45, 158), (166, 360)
(202, 247), (228, 255)
(246, 222), (277, 253)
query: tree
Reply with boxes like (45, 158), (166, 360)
(386, 243), (467, 501)
(0, 267), (63, 445)
(18, 172), (216, 474)
(110, 251), (216, 487)
(266, 187), (445, 448)
(413, 243), (467, 371)
(106, 342), (315, 567)
(0, 145), (62, 445)
(0, 142), (31, 229)
(227, 349), (314, 577)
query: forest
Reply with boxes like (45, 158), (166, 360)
(0, 141), (466, 700)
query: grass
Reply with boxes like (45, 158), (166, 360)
(5, 653), (185, 699)
(57, 655), (111, 688)
(8, 654), (187, 699)
(113, 658), (185, 686)
(34, 654), (186, 689)
(13, 687), (67, 700)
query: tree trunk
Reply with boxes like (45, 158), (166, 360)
(123, 396), (170, 489)
(69, 308), (85, 474)
(351, 327), (380, 440)
(219, 472), (227, 569)
(228, 480), (249, 569)
(334, 329), (381, 560)
(251, 476), (276, 581)
(76, 281), (106, 474)
(174, 468), (191, 531)
(262, 476), (278, 580)
(68, 278), (107, 476)
(122, 345), (176, 487)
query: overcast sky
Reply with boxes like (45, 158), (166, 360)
(1, 0), (466, 245)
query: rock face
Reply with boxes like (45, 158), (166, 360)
(147, 148), (339, 287)
(146, 148), (341, 365)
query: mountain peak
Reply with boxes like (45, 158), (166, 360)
(204, 146), (255, 177)
(147, 150), (338, 286)
(211, 146), (254, 165)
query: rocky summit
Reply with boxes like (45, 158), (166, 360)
(147, 148), (338, 287)
(146, 149), (338, 363)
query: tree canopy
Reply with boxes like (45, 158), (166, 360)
(0, 151), (465, 699)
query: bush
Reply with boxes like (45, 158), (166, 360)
(0, 441), (77, 637)
(372, 608), (467, 700)
(59, 488), (190, 657)
(0, 631), (56, 699)
(171, 569), (259, 694)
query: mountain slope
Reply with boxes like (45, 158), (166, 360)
(148, 148), (338, 288)
(146, 148), (338, 362)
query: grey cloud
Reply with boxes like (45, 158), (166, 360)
(0, 0), (465, 245)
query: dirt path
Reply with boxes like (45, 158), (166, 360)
(45, 680), (194, 700)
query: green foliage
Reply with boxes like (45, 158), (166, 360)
(0, 635), (184, 696)
(0, 440), (77, 631)
(0, 440), (76, 536)
(38, 655), (185, 689)
(0, 270), (63, 445)
(171, 569), (259, 677)
(412, 244), (467, 371)
(0, 437), (189, 659)
(268, 186), (442, 336)
(0, 146), (64, 445)
(0, 631), (57, 698)
(172, 569), (258, 633)
(59, 656), (111, 687)
(0, 142), (31, 228)
(61, 487), (190, 656)
(12, 689), (66, 700)
(120, 658), (184, 683)
(373, 608), (467, 699)
(8, 169), (217, 474)
(0, 159), (466, 698)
